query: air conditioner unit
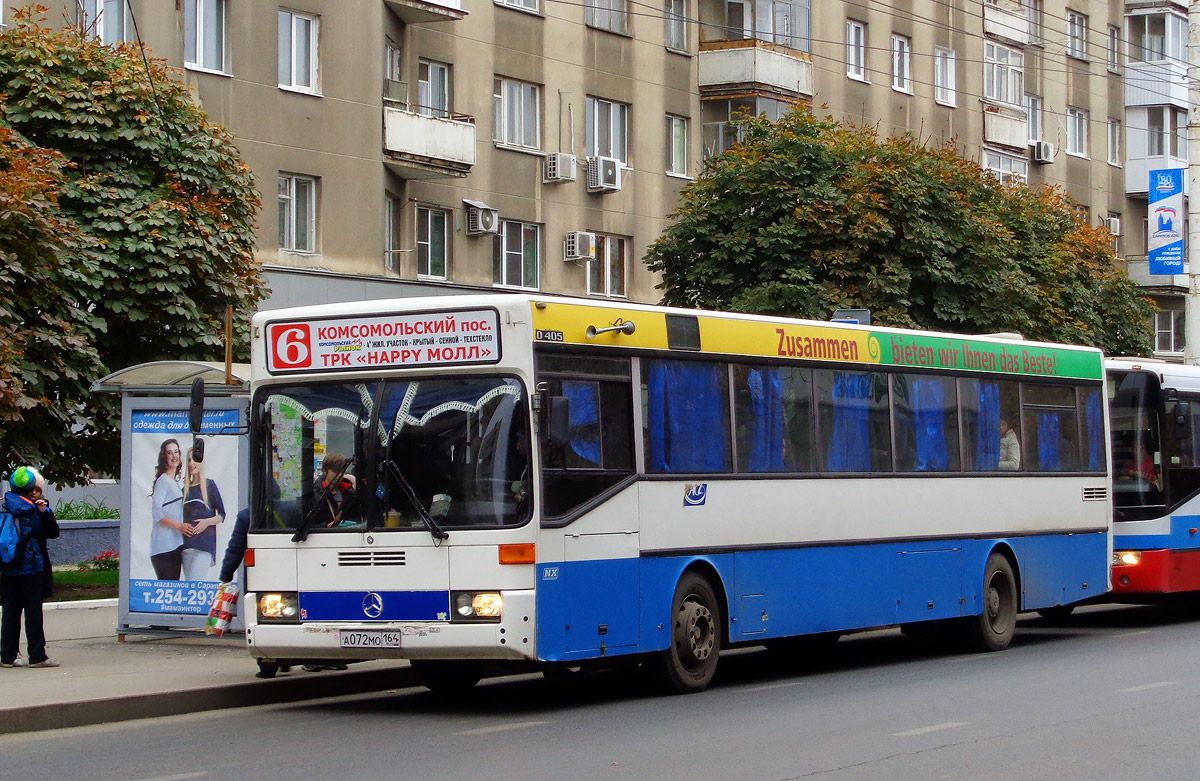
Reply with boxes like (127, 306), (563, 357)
(464, 201), (500, 235)
(544, 153), (577, 183)
(1031, 140), (1056, 164)
(586, 156), (622, 193)
(1103, 216), (1121, 235)
(564, 231), (597, 261)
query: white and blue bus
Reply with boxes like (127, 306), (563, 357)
(235, 295), (1111, 692)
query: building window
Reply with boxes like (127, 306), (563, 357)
(586, 0), (629, 35)
(587, 96), (629, 163)
(1066, 107), (1088, 157)
(701, 97), (791, 159)
(493, 77), (541, 150)
(1066, 10), (1088, 60)
(984, 41), (1023, 106)
(726, 0), (810, 52)
(417, 206), (450, 279)
(846, 20), (867, 80)
(1107, 25), (1120, 71)
(1025, 94), (1043, 142)
(278, 10), (318, 92)
(82, 0), (130, 44)
(1156, 310), (1185, 354)
(1146, 106), (1187, 158)
(493, 220), (540, 289)
(891, 34), (911, 93)
(934, 47), (955, 107)
(1107, 120), (1121, 166)
(1105, 212), (1121, 253)
(185, 0), (227, 73)
(1023, 0), (1041, 42)
(497, 0), (539, 11)
(1129, 13), (1186, 64)
(666, 114), (688, 175)
(278, 174), (316, 253)
(589, 235), (627, 298)
(419, 60), (450, 118)
(983, 149), (1028, 185)
(385, 195), (401, 273)
(665, 0), (687, 50)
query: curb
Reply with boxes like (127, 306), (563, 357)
(44, 598), (118, 611)
(0, 664), (417, 735)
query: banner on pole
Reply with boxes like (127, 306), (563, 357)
(1149, 168), (1185, 275)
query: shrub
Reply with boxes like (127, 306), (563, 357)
(78, 547), (119, 572)
(56, 497), (118, 520)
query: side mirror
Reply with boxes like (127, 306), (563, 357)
(188, 378), (205, 434)
(547, 396), (570, 447)
(1174, 402), (1191, 441)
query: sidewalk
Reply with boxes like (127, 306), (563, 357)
(0, 600), (415, 735)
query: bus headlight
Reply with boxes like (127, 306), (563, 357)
(1114, 551), (1142, 567)
(258, 592), (300, 623)
(451, 591), (502, 623)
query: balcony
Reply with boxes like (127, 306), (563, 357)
(1125, 258), (1189, 290)
(1126, 59), (1188, 109)
(983, 3), (1031, 46)
(982, 103), (1027, 150)
(383, 0), (465, 23)
(698, 39), (813, 100)
(1125, 156), (1188, 196)
(383, 106), (475, 179)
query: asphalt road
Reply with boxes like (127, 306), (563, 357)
(5, 602), (1200, 781)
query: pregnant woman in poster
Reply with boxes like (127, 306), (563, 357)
(150, 438), (187, 579)
(182, 447), (225, 582)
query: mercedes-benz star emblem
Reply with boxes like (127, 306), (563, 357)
(362, 591), (384, 619)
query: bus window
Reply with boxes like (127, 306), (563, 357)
(1164, 395), (1200, 502)
(959, 378), (1021, 471)
(644, 358), (731, 473)
(732, 364), (814, 473)
(892, 374), (960, 472)
(1108, 370), (1163, 509)
(814, 369), (890, 472)
(1022, 385), (1080, 472)
(1079, 388), (1105, 472)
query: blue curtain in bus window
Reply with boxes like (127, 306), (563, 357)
(747, 366), (785, 472)
(974, 381), (1001, 469)
(912, 378), (948, 471)
(827, 372), (872, 471)
(1084, 390), (1103, 471)
(1037, 412), (1061, 471)
(647, 360), (730, 473)
(562, 380), (602, 466)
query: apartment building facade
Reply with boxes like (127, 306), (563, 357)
(18, 0), (1157, 347)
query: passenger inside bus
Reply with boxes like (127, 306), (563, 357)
(998, 419), (1020, 471)
(312, 453), (359, 527)
(1118, 440), (1158, 487)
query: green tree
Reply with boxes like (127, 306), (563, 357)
(645, 109), (1152, 356)
(0, 8), (264, 482)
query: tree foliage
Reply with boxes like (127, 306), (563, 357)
(0, 8), (264, 482)
(645, 108), (1153, 356)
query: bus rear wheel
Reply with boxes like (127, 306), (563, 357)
(658, 572), (721, 694)
(410, 659), (485, 694)
(965, 552), (1018, 652)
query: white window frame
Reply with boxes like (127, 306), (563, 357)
(1067, 10), (1088, 60)
(665, 0), (687, 50)
(934, 47), (955, 107)
(1107, 120), (1121, 166)
(983, 149), (1028, 185)
(1023, 0), (1042, 42)
(416, 205), (450, 280)
(184, 0), (227, 74)
(588, 235), (628, 298)
(891, 34), (912, 93)
(1066, 107), (1088, 157)
(666, 114), (688, 176)
(278, 174), (316, 253)
(984, 41), (1023, 106)
(1156, 309), (1185, 355)
(586, 96), (630, 163)
(493, 220), (540, 290)
(493, 77), (541, 151)
(419, 60), (450, 118)
(496, 0), (539, 12)
(586, 0), (629, 35)
(278, 10), (319, 93)
(83, 0), (131, 44)
(846, 19), (867, 81)
(1025, 94), (1043, 142)
(1107, 25), (1120, 71)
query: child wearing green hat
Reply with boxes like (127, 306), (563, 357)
(1, 466), (61, 668)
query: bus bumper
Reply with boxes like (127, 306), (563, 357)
(1111, 549), (1200, 595)
(244, 590), (537, 663)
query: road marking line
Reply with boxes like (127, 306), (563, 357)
(1118, 681), (1176, 693)
(738, 680), (808, 692)
(457, 720), (548, 736)
(133, 774), (207, 781)
(890, 722), (969, 737)
(1112, 630), (1153, 639)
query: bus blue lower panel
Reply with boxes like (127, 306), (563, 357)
(535, 532), (1108, 663)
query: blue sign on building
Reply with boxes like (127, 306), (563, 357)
(1149, 168), (1185, 275)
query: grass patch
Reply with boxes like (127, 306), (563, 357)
(56, 497), (119, 520)
(53, 569), (118, 601)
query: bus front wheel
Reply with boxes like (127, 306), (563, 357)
(658, 572), (721, 694)
(965, 552), (1018, 652)
(410, 659), (485, 694)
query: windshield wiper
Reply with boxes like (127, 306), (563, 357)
(382, 458), (449, 543)
(291, 456), (356, 543)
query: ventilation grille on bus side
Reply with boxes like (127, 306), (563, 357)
(1081, 487), (1108, 502)
(338, 551), (407, 567)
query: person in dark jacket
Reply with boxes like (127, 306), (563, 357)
(218, 508), (249, 584)
(0, 466), (60, 668)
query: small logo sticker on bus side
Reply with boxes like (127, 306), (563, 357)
(542, 566), (559, 580)
(684, 484), (707, 506)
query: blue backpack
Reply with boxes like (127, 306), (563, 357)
(0, 511), (18, 565)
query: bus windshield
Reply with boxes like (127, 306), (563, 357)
(254, 376), (530, 532)
(1108, 369), (1164, 514)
